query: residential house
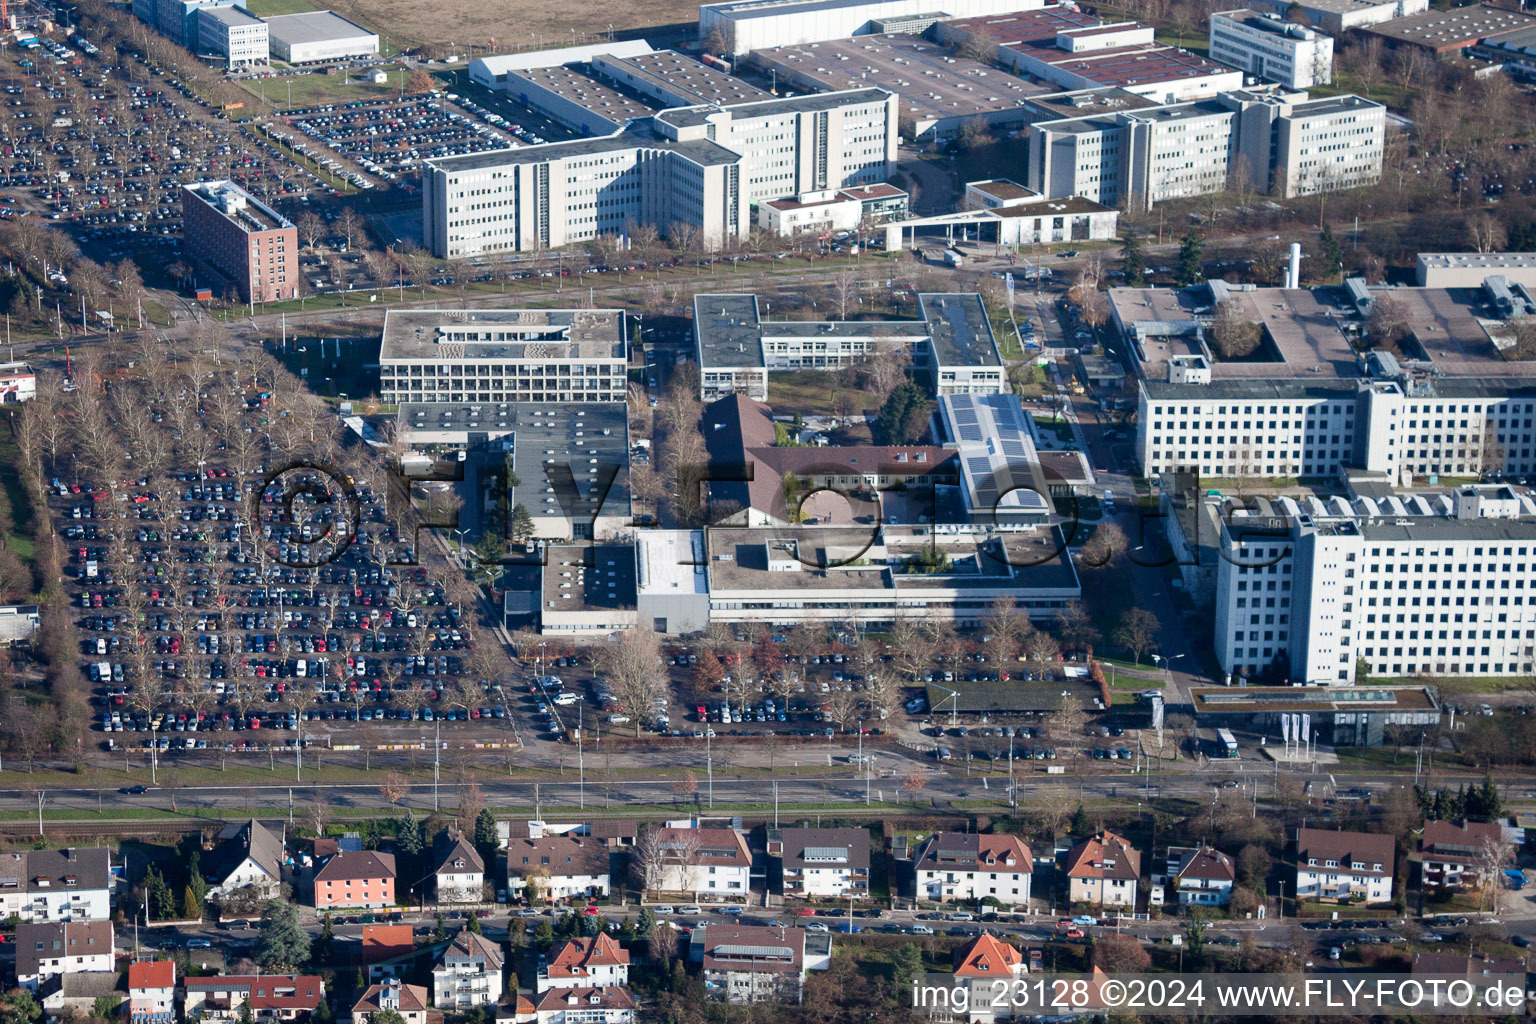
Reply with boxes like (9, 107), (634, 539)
(766, 827), (871, 901)
(350, 980), (428, 1024)
(16, 920), (114, 993)
(695, 924), (830, 1005)
(538, 933), (630, 994)
(1294, 828), (1395, 905)
(1411, 953), (1532, 1005)
(127, 961), (176, 1024)
(359, 924), (417, 981)
(1065, 831), (1141, 909)
(951, 933), (1029, 1022)
(204, 819), (285, 902)
(432, 928), (505, 1009)
(431, 831), (486, 904)
(1167, 846), (1236, 906)
(41, 972), (125, 1017)
(313, 850), (396, 909)
(495, 994), (537, 1024)
(649, 828), (751, 899)
(184, 976), (326, 1023)
(0, 847), (114, 922)
(913, 833), (1033, 907)
(1419, 820), (1505, 891)
(507, 837), (610, 903)
(533, 987), (636, 1024)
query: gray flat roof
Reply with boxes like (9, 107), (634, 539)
(694, 294), (764, 369)
(380, 309), (626, 362)
(608, 50), (769, 106)
(1366, 4), (1536, 46)
(507, 63), (655, 123)
(919, 292), (1001, 367)
(183, 179), (291, 231)
(263, 9), (376, 44)
(542, 544), (637, 614)
(1142, 378), (1360, 401)
(704, 0), (916, 19)
(201, 5), (264, 26)
(425, 126), (741, 173)
(1419, 252), (1536, 271)
(654, 87), (893, 129)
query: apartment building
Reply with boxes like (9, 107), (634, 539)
(1210, 10), (1333, 89)
(1166, 845), (1236, 906)
(506, 836), (611, 902)
(312, 851), (396, 909)
(649, 827), (752, 898)
(1418, 819), (1506, 890)
(914, 833), (1034, 906)
(184, 977), (325, 1024)
(1294, 828), (1394, 905)
(1028, 87), (1382, 209)
(1214, 486), (1536, 684)
(430, 832), (485, 904)
(533, 987), (636, 1023)
(181, 180), (298, 303)
(127, 961), (176, 1024)
(16, 921), (113, 993)
(1065, 831), (1141, 908)
(539, 934), (630, 994)
(431, 929), (505, 1009)
(350, 981), (427, 1024)
(0, 847), (113, 923)
(194, 4), (269, 68)
(696, 925), (815, 1004)
(766, 827), (872, 900)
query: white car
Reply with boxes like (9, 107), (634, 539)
(680, 905), (703, 915)
(652, 905), (675, 915)
(910, 924), (935, 935)
(804, 922), (830, 932)
(553, 692), (579, 706)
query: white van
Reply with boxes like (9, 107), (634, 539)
(295, 659), (307, 678)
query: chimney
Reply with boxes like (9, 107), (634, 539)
(1285, 243), (1302, 289)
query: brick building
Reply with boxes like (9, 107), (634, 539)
(180, 180), (299, 303)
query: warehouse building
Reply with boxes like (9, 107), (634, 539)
(1249, 0), (1428, 35)
(265, 10), (378, 64)
(1417, 252), (1536, 288)
(1363, 3), (1536, 54)
(180, 180), (297, 303)
(1209, 9), (1333, 89)
(469, 41), (657, 87)
(194, 4), (268, 69)
(996, 17), (1244, 104)
(1190, 685), (1441, 745)
(699, 0), (1048, 56)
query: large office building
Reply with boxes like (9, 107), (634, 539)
(132, 0), (244, 46)
(1213, 486), (1536, 684)
(378, 309), (628, 405)
(194, 4), (269, 68)
(422, 88), (896, 258)
(180, 180), (298, 303)
(1250, 0), (1428, 34)
(1028, 87), (1383, 209)
(264, 10), (378, 63)
(1209, 9), (1333, 89)
(694, 291), (1006, 401)
(698, 0), (1047, 56)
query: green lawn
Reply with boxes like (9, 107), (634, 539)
(243, 0), (317, 16)
(239, 66), (411, 111)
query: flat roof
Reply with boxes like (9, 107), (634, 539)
(263, 9), (377, 44)
(1005, 35), (1237, 88)
(919, 292), (1001, 366)
(749, 33), (1051, 123)
(606, 50), (768, 106)
(1217, 286), (1359, 378)
(1142, 377), (1360, 401)
(183, 179), (291, 232)
(703, 0), (930, 19)
(1284, 0), (1406, 13)
(200, 5), (263, 26)
(424, 126), (741, 173)
(1214, 8), (1320, 38)
(1192, 686), (1438, 713)
(969, 178), (1033, 201)
(1023, 86), (1158, 119)
(992, 195), (1112, 217)
(635, 530), (709, 597)
(1418, 252), (1536, 272)
(1366, 4), (1536, 47)
(694, 294), (764, 369)
(471, 41), (655, 77)
(654, 87), (893, 128)
(508, 64), (656, 124)
(1387, 286), (1536, 378)
(542, 544), (638, 614)
(941, 6), (1101, 43)
(380, 309), (626, 362)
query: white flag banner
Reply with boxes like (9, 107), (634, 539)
(1004, 271), (1015, 302)
(1281, 714), (1292, 742)
(1301, 713), (1311, 743)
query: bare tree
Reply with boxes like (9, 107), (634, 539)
(595, 625), (668, 738)
(1113, 608), (1160, 665)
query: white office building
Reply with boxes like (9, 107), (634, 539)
(1210, 10), (1333, 89)
(194, 4), (269, 68)
(698, 0), (1047, 55)
(1213, 486), (1536, 684)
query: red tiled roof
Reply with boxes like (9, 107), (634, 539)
(1065, 831), (1141, 881)
(128, 961), (175, 990)
(535, 987), (635, 1012)
(361, 925), (415, 963)
(548, 933), (630, 980)
(953, 933), (1025, 977)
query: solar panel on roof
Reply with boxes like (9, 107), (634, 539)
(802, 846), (849, 862)
(713, 944), (795, 958)
(1000, 439), (1029, 459)
(966, 456), (993, 477)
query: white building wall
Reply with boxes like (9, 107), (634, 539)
(700, 0), (1048, 55)
(916, 868), (1032, 904)
(1209, 12), (1332, 89)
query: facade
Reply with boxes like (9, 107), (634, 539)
(379, 310), (627, 406)
(914, 833), (1033, 906)
(649, 827), (752, 898)
(181, 180), (298, 303)
(1417, 252), (1536, 289)
(184, 977), (325, 1024)
(351, 981), (428, 1024)
(766, 827), (872, 900)
(0, 362), (35, 403)
(533, 988), (635, 1024)
(1210, 10), (1333, 89)
(756, 184), (908, 237)
(507, 836), (611, 903)
(431, 832), (485, 904)
(194, 4), (268, 68)
(1189, 684), (1441, 746)
(697, 924), (811, 1004)
(1168, 845), (1236, 906)
(132, 0), (244, 46)
(698, 0), (1046, 55)
(127, 961), (176, 1024)
(1250, 0), (1427, 33)
(539, 933), (630, 994)
(1065, 830), (1141, 908)
(1028, 88), (1383, 209)
(432, 929), (506, 1009)
(264, 10), (378, 63)
(0, 847), (113, 923)
(951, 933), (1029, 1022)
(1419, 820), (1506, 891)
(1294, 828), (1394, 904)
(1213, 487), (1536, 684)
(204, 818), (284, 902)
(312, 850), (396, 909)
(16, 920), (113, 993)
(999, 20), (1243, 105)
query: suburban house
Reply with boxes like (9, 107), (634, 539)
(507, 836), (611, 903)
(951, 933), (1029, 1023)
(1294, 828), (1395, 905)
(913, 833), (1033, 906)
(1065, 831), (1141, 909)
(351, 980), (429, 1024)
(16, 920), (114, 993)
(127, 961), (177, 1024)
(694, 924), (830, 1005)
(1419, 820), (1505, 891)
(766, 827), (871, 901)
(42, 972), (126, 1018)
(431, 831), (486, 904)
(0, 847), (114, 922)
(649, 827), (751, 899)
(1167, 845), (1236, 906)
(1411, 953), (1533, 1005)
(358, 924), (416, 981)
(538, 933), (630, 994)
(313, 850), (396, 909)
(432, 927), (506, 1009)
(183, 976), (325, 1023)
(533, 987), (636, 1024)
(204, 819), (285, 902)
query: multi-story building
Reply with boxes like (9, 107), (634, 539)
(507, 836), (611, 902)
(1165, 845), (1236, 906)
(194, 4), (268, 68)
(1213, 486), (1536, 684)
(766, 827), (872, 900)
(950, 933), (1029, 1021)
(350, 981), (427, 1024)
(379, 309), (628, 406)
(0, 362), (36, 404)
(1250, 0), (1427, 34)
(648, 827), (752, 898)
(1028, 87), (1383, 209)
(1210, 10), (1333, 89)
(696, 925), (819, 1004)
(181, 181), (298, 303)
(756, 184), (908, 237)
(1418, 819), (1506, 891)
(430, 831), (485, 904)
(1294, 828), (1394, 905)
(312, 850), (396, 909)
(533, 988), (636, 1023)
(127, 961), (176, 1024)
(203, 819), (284, 902)
(132, 0), (244, 46)
(0, 848), (113, 922)
(184, 976), (325, 1024)
(998, 19), (1243, 105)
(1065, 831), (1141, 908)
(914, 834), (1034, 906)
(16, 921), (113, 992)
(431, 928), (505, 1009)
(539, 934), (630, 994)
